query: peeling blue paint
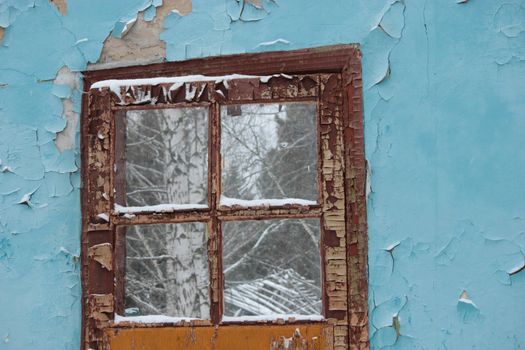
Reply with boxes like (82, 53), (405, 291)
(0, 0), (524, 349)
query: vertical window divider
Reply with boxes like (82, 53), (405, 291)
(209, 101), (223, 324)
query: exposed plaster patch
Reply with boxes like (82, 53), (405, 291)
(245, 0), (263, 8)
(0, 27), (4, 43)
(53, 66), (80, 152)
(49, 0), (67, 15)
(92, 0), (192, 69)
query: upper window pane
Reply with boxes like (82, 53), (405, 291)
(220, 102), (318, 205)
(117, 107), (208, 209)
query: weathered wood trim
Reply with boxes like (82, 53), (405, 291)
(319, 73), (349, 350)
(102, 323), (335, 350)
(81, 45), (367, 350)
(85, 45), (359, 81)
(342, 51), (369, 350)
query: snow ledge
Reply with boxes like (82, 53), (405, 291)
(220, 195), (317, 208)
(114, 314), (200, 324)
(115, 203), (207, 214)
(222, 314), (324, 323)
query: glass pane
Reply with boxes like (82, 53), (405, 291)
(124, 223), (210, 319)
(222, 218), (322, 318)
(119, 107), (208, 208)
(221, 103), (318, 204)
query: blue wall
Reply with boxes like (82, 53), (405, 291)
(1, 0), (524, 349)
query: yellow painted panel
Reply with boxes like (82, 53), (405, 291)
(105, 323), (333, 350)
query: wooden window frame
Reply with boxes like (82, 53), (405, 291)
(81, 45), (368, 350)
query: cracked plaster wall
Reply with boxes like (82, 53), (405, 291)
(0, 0), (524, 349)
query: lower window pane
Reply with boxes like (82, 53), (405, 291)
(124, 223), (210, 319)
(222, 218), (322, 318)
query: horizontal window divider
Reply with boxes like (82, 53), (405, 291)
(217, 207), (322, 221)
(111, 212), (211, 225)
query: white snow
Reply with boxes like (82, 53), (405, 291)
(185, 83), (197, 101)
(168, 82), (183, 91)
(90, 73), (297, 104)
(114, 314), (199, 324)
(220, 195), (317, 208)
(222, 314), (324, 322)
(97, 213), (109, 222)
(91, 74), (270, 91)
(114, 203), (208, 214)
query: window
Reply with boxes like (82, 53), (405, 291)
(81, 45), (368, 350)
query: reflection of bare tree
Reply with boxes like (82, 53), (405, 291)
(221, 103), (321, 316)
(124, 108), (209, 318)
(222, 219), (321, 316)
(124, 103), (321, 319)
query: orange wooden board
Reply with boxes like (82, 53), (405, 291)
(104, 323), (333, 350)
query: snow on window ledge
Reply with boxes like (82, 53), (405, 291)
(220, 195), (317, 208)
(113, 314), (323, 325)
(221, 314), (324, 323)
(114, 203), (207, 214)
(114, 314), (201, 324)
(90, 73), (294, 105)
(90, 74), (293, 92)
